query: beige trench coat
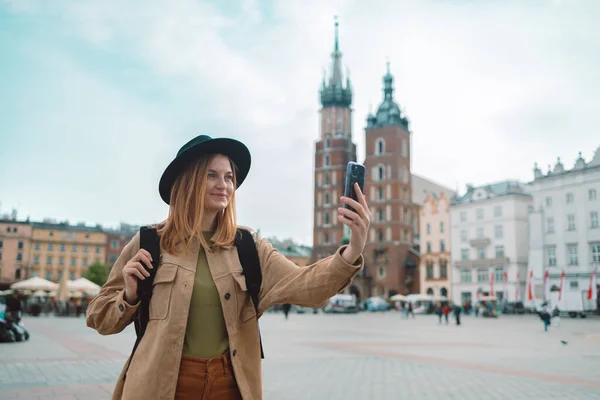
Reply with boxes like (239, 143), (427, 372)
(86, 228), (363, 400)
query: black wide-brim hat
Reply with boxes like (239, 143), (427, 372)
(159, 135), (251, 205)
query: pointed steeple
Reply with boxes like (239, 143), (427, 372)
(319, 16), (352, 108)
(370, 61), (408, 129)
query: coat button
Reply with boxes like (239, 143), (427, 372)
(119, 304), (125, 312)
(225, 293), (231, 300)
(232, 349), (237, 357)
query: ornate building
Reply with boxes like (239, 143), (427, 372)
(362, 63), (419, 297)
(310, 19), (357, 263)
(419, 192), (452, 299)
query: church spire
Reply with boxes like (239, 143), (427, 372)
(329, 16), (343, 87)
(320, 16), (352, 108)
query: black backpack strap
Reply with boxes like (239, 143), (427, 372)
(123, 226), (161, 380)
(235, 228), (264, 359)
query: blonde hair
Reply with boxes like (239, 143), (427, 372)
(157, 154), (238, 254)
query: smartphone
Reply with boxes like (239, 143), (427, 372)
(343, 161), (366, 212)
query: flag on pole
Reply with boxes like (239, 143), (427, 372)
(588, 268), (597, 301)
(503, 271), (508, 302)
(544, 269), (551, 301)
(490, 270), (495, 297)
(515, 273), (520, 301)
(558, 270), (565, 301)
(527, 270), (536, 302)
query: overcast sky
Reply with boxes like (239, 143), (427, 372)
(1, 0), (599, 245)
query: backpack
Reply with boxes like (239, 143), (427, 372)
(123, 226), (263, 380)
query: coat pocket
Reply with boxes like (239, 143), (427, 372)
(149, 264), (178, 320)
(232, 272), (257, 323)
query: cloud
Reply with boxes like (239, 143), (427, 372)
(1, 0), (599, 244)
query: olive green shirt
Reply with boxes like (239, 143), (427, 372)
(182, 233), (229, 358)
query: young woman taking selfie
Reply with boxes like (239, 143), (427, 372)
(86, 135), (370, 400)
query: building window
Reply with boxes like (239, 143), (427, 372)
(47, 256), (52, 265)
(111, 240), (119, 249)
(324, 232), (329, 244)
(34, 243), (40, 250)
(476, 227), (484, 238)
(476, 208), (484, 220)
(590, 189), (597, 201)
(591, 212), (599, 229)
(460, 230), (467, 243)
(570, 281), (579, 289)
(34, 256), (39, 264)
(440, 261), (448, 278)
(71, 258), (76, 266)
(477, 247), (486, 259)
(547, 218), (554, 233)
(49, 231), (54, 236)
(460, 211), (467, 223)
(440, 221), (445, 233)
(591, 243), (600, 263)
(72, 245), (77, 252)
(110, 255), (118, 264)
(378, 187), (384, 200)
(60, 244), (65, 252)
(70, 272), (76, 280)
(440, 240), (446, 252)
(325, 172), (330, 185)
(426, 224), (431, 234)
(377, 208), (384, 222)
(325, 138), (331, 149)
(461, 249), (469, 260)
(48, 243), (54, 251)
(378, 166), (385, 181)
(566, 193), (574, 204)
(494, 205), (502, 217)
(426, 262), (434, 279)
(426, 242), (432, 253)
(324, 155), (330, 166)
(495, 245), (505, 258)
(494, 225), (503, 239)
(567, 214), (576, 231)
(376, 138), (385, 155)
(324, 212), (330, 226)
(379, 266), (385, 278)
(546, 246), (557, 266)
(17, 241), (23, 250)
(84, 246), (89, 253)
(16, 253), (22, 261)
(477, 269), (488, 283)
(495, 268), (504, 282)
(59, 257), (64, 265)
(401, 139), (408, 158)
(460, 270), (471, 283)
(83, 258), (89, 267)
(378, 230), (384, 242)
(567, 244), (578, 266)
(546, 196), (552, 207)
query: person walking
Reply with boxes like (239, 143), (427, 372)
(86, 135), (369, 400)
(443, 304), (450, 325)
(282, 303), (292, 320)
(454, 304), (462, 326)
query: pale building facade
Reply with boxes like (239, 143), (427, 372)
(450, 181), (532, 305)
(31, 222), (107, 282)
(0, 219), (33, 283)
(419, 192), (452, 299)
(527, 148), (600, 308)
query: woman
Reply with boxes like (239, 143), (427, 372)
(86, 135), (369, 400)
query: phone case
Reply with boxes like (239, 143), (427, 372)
(344, 162), (365, 211)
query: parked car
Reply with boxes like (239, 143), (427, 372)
(360, 296), (390, 312)
(323, 294), (358, 314)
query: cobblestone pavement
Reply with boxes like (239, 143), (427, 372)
(1, 312), (599, 399)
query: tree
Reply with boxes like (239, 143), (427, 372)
(85, 262), (109, 287)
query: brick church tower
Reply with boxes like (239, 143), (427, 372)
(310, 18), (357, 263)
(362, 63), (419, 297)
